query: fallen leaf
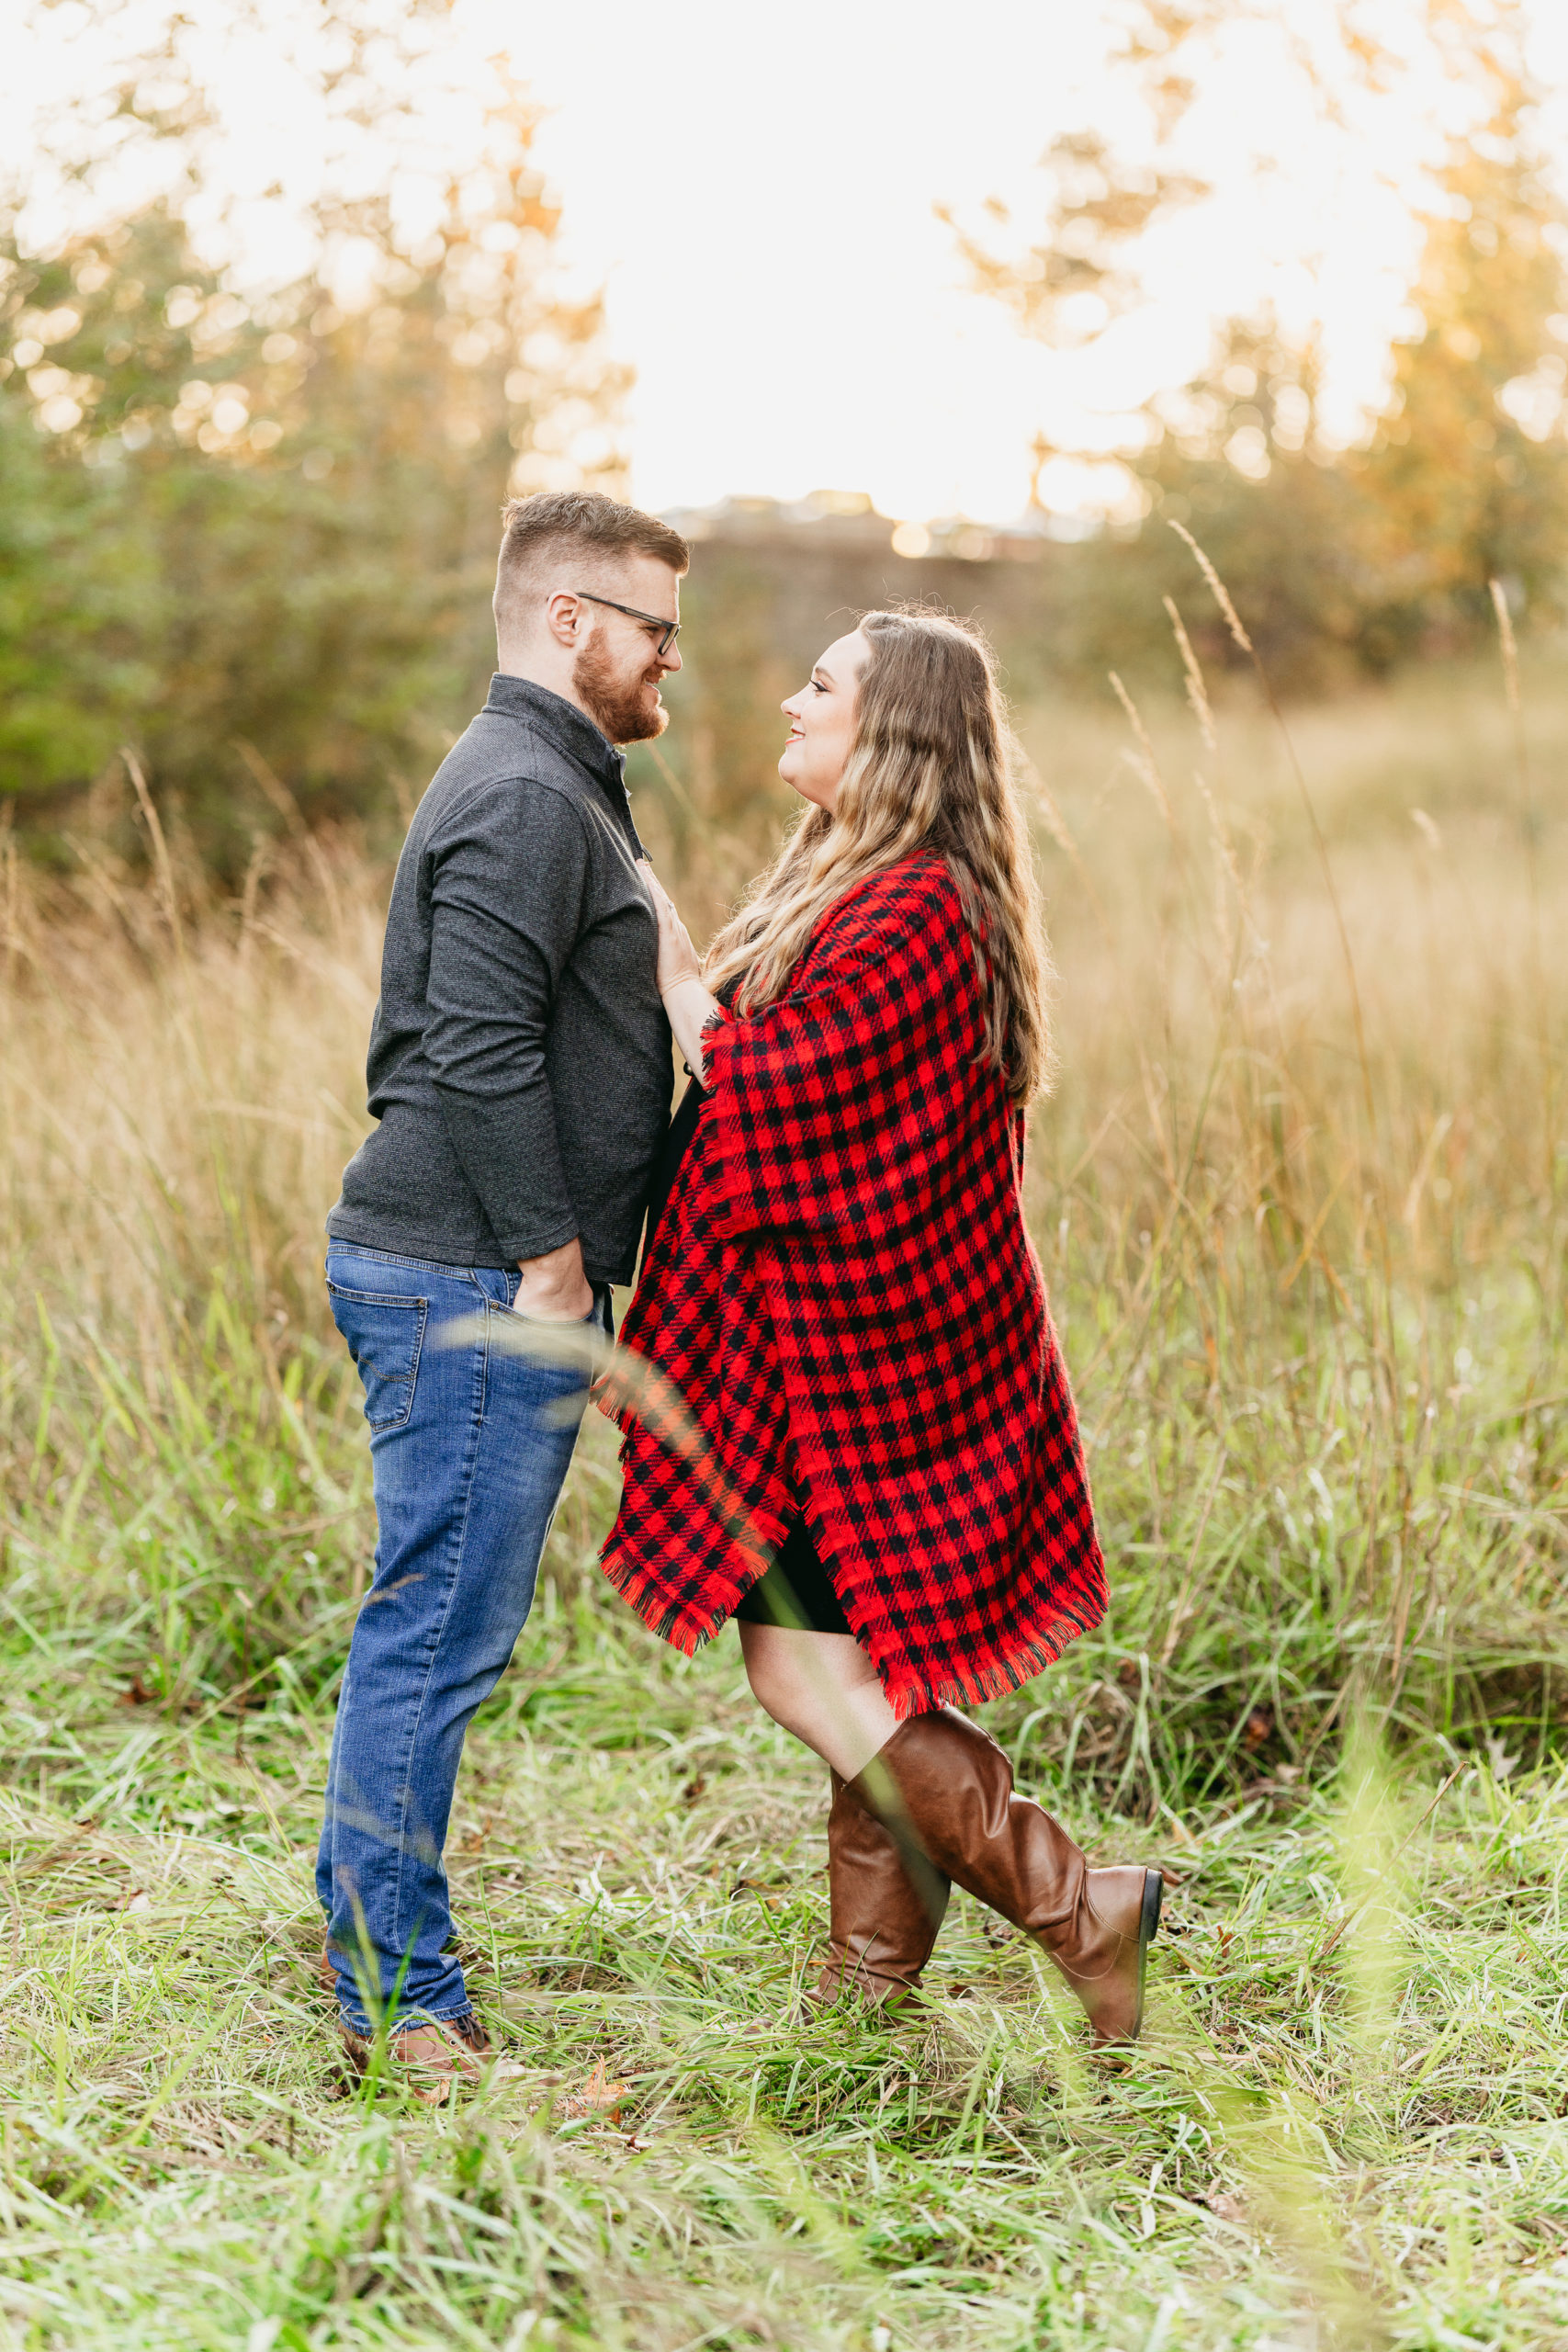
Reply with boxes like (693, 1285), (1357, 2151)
(558, 2059), (628, 2122)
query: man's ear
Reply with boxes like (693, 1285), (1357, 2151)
(542, 590), (584, 650)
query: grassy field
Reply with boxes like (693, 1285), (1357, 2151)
(3, 624), (1568, 2348)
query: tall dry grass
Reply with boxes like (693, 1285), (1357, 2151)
(0, 809), (388, 1712)
(2, 626), (1566, 1780)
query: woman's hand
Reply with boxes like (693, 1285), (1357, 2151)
(639, 860), (702, 996)
(639, 860), (718, 1080)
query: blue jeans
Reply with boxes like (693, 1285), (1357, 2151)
(318, 1240), (610, 2032)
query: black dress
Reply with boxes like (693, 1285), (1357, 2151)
(641, 1077), (852, 1635)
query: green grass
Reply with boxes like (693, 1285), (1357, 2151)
(5, 1382), (1568, 2351)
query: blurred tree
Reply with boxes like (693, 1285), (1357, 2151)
(1056, 315), (1379, 690)
(949, 0), (1568, 684)
(1353, 54), (1568, 662)
(940, 0), (1291, 356)
(0, 30), (626, 866)
(941, 124), (1209, 355)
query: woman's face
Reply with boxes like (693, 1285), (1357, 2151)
(778, 629), (869, 810)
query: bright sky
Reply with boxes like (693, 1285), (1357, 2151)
(9, 0), (1568, 526)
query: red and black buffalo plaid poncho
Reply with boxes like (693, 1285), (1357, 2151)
(594, 852), (1106, 1720)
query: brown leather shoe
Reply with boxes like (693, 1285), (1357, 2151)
(813, 1770), (951, 2009)
(338, 2010), (499, 2106)
(851, 1709), (1162, 2047)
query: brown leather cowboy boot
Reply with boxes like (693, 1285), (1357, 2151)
(850, 1709), (1161, 2047)
(814, 1770), (951, 2008)
(338, 2010), (500, 2106)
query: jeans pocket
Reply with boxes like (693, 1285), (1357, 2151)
(328, 1284), (429, 1431)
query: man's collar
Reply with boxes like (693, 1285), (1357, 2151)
(484, 673), (626, 786)
(484, 672), (642, 853)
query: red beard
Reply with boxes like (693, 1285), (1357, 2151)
(573, 636), (669, 745)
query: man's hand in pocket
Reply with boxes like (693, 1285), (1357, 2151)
(515, 1236), (593, 1321)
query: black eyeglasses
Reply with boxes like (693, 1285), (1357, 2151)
(572, 591), (681, 657)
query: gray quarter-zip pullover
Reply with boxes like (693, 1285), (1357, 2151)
(327, 674), (671, 1283)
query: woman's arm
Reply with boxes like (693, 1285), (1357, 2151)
(662, 974), (719, 1080)
(639, 862), (720, 1080)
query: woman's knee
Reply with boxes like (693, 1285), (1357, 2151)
(739, 1623), (890, 1764)
(739, 1624), (812, 1734)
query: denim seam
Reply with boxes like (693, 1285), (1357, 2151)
(381, 1293), (493, 1991)
(327, 1243), (486, 1283)
(338, 2000), (476, 2034)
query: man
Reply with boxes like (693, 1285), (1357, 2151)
(320, 490), (689, 2095)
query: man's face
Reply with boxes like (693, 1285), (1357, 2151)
(570, 554), (683, 745)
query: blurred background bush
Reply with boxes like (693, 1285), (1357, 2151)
(4, 0), (1565, 874)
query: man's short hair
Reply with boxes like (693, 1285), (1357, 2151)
(495, 491), (689, 632)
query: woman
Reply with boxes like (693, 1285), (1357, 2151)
(597, 609), (1160, 2045)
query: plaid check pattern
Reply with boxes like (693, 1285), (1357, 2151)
(594, 854), (1106, 1719)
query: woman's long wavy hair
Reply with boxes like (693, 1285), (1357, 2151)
(703, 609), (1053, 1104)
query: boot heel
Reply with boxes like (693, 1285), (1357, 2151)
(1134, 1867), (1163, 2034)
